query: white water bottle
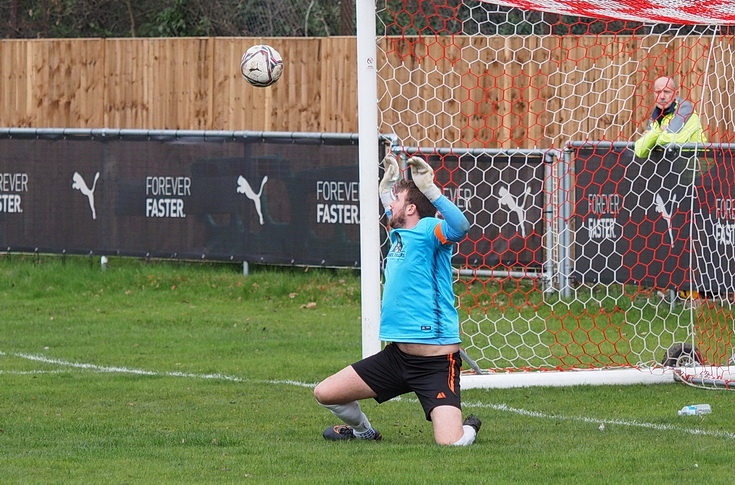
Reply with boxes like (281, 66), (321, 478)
(678, 404), (712, 416)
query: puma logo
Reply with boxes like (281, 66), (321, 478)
(237, 175), (268, 225)
(499, 185), (531, 237)
(72, 171), (100, 219)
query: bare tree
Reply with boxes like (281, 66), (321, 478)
(0, 0), (350, 38)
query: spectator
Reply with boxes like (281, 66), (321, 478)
(634, 76), (707, 158)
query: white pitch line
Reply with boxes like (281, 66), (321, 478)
(4, 351), (316, 389)
(462, 400), (735, 441)
(4, 350), (734, 441)
(0, 370), (65, 375)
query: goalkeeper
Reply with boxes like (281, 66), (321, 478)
(634, 76), (707, 158)
(314, 154), (480, 446)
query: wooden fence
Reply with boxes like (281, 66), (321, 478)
(0, 37), (358, 133)
(1, 36), (733, 148)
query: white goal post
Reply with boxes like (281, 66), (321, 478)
(358, 0), (735, 389)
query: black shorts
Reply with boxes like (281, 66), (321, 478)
(351, 343), (462, 421)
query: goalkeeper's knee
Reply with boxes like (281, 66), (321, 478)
(451, 425), (478, 446)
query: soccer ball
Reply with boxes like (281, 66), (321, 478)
(240, 45), (283, 87)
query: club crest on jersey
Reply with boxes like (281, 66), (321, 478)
(387, 233), (406, 260)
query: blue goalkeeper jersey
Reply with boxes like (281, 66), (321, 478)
(380, 215), (461, 345)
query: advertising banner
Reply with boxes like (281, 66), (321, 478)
(0, 133), (363, 267)
(574, 147), (735, 293)
(430, 152), (546, 269)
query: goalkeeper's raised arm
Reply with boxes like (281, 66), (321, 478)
(406, 156), (470, 241)
(380, 154), (470, 240)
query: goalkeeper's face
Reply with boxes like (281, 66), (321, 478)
(388, 190), (412, 229)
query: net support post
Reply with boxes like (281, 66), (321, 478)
(356, 0), (382, 358)
(559, 148), (575, 298)
(543, 150), (559, 293)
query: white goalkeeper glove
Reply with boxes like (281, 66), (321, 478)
(379, 154), (400, 210)
(407, 156), (442, 202)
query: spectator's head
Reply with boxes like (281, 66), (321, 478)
(652, 76), (678, 111)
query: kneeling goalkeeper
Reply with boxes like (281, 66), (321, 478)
(314, 155), (480, 446)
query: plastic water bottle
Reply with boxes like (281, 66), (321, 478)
(678, 404), (712, 416)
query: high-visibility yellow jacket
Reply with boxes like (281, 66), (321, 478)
(634, 98), (707, 158)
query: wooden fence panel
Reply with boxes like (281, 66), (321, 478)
(0, 39), (106, 127)
(104, 39), (149, 129)
(104, 38), (215, 130)
(210, 37), (358, 133)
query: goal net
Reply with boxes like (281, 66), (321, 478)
(360, 0), (735, 388)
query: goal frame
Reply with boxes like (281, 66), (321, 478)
(356, 0), (732, 388)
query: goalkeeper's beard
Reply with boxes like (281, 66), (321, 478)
(388, 211), (406, 229)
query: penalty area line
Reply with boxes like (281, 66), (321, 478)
(463, 400), (735, 441)
(3, 350), (315, 389)
(0, 369), (66, 375)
